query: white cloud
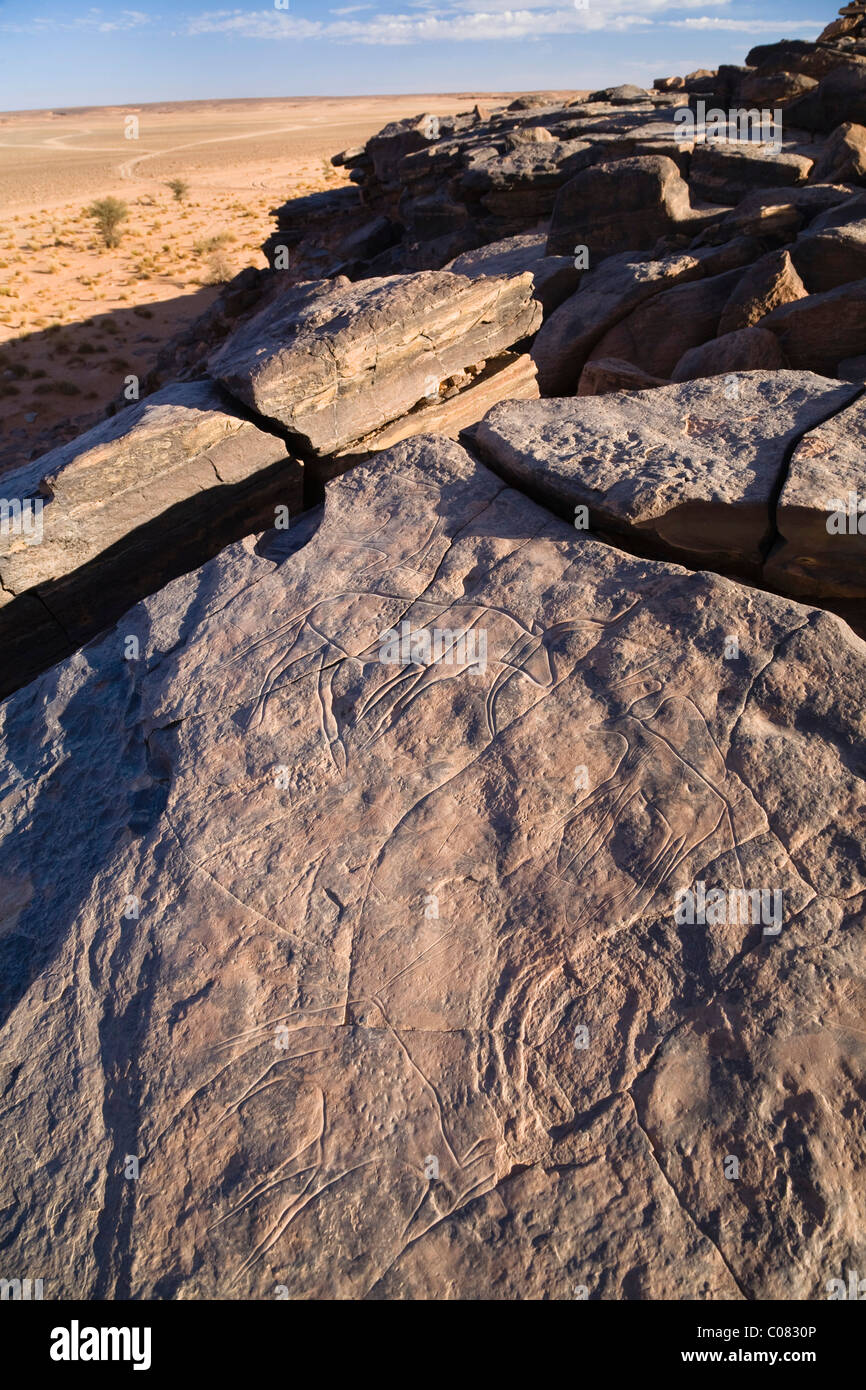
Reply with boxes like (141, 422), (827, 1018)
(668, 16), (822, 31)
(1, 7), (153, 34)
(184, 3), (755, 45)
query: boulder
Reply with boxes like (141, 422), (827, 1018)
(790, 218), (866, 291)
(738, 71), (818, 107)
(588, 84), (652, 103)
(583, 268), (744, 381)
(671, 326), (787, 381)
(689, 143), (813, 206)
(760, 277), (866, 374)
(577, 357), (668, 395)
(531, 250), (708, 395)
(0, 380), (302, 701)
(465, 372), (858, 571)
(209, 271), (543, 456)
(3, 433), (865, 1300)
(718, 248), (808, 333)
(785, 63), (866, 133)
(807, 122), (866, 184)
(546, 155), (715, 259)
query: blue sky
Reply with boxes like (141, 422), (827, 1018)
(0, 1), (829, 111)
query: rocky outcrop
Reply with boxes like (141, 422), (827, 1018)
(3, 435), (864, 1300)
(4, 6), (866, 1309)
(209, 271), (542, 456)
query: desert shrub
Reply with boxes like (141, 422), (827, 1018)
(166, 179), (189, 202)
(86, 197), (128, 248)
(193, 231), (235, 256)
(202, 251), (234, 284)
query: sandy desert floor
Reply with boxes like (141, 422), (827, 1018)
(0, 93), (537, 473)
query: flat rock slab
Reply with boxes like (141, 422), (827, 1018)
(766, 389), (866, 596)
(0, 380), (301, 701)
(2, 434), (864, 1299)
(209, 270), (542, 456)
(464, 372), (859, 571)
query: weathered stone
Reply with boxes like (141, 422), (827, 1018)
(446, 233), (580, 315)
(3, 433), (864, 1301)
(0, 380), (301, 701)
(738, 71), (818, 106)
(589, 84), (652, 103)
(689, 143), (813, 206)
(786, 63), (866, 133)
(718, 248), (808, 333)
(577, 357), (668, 395)
(209, 271), (542, 456)
(760, 277), (866, 374)
(671, 326), (787, 381)
(707, 183), (860, 241)
(465, 372), (858, 571)
(765, 393), (866, 597)
(790, 217), (866, 290)
(583, 268), (744, 381)
(330, 353), (539, 462)
(808, 121), (866, 184)
(531, 250), (707, 395)
(546, 155), (717, 259)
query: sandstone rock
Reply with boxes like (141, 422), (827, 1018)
(654, 76), (685, 92)
(0, 381), (301, 701)
(209, 271), (542, 456)
(505, 126), (555, 146)
(765, 393), (866, 597)
(577, 357), (668, 395)
(760, 277), (866, 374)
(670, 326), (787, 381)
(588, 84), (651, 103)
(807, 121), (866, 184)
(446, 234), (580, 315)
(583, 268), (744, 381)
(738, 71), (818, 106)
(689, 143), (813, 206)
(707, 183), (860, 241)
(546, 155), (716, 259)
(531, 250), (707, 395)
(465, 372), (858, 570)
(790, 217), (866, 290)
(3, 433), (864, 1300)
(329, 353), (539, 464)
(718, 248), (808, 333)
(786, 63), (866, 133)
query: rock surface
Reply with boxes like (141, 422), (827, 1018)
(465, 372), (859, 573)
(0, 381), (301, 700)
(2, 436), (864, 1300)
(209, 271), (542, 456)
(766, 390), (866, 595)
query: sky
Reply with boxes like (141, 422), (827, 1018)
(0, 0), (830, 111)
